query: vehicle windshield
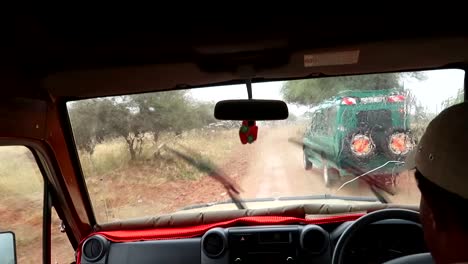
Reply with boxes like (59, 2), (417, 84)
(67, 69), (465, 223)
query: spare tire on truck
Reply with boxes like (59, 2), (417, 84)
(341, 128), (377, 165)
(381, 128), (415, 161)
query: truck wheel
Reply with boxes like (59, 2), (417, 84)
(303, 151), (312, 170)
(342, 128), (376, 163)
(382, 128), (415, 161)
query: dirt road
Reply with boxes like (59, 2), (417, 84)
(240, 125), (375, 199)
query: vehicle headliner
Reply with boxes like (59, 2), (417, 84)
(2, 14), (468, 100)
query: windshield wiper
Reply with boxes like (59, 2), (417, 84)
(180, 195), (379, 211)
(181, 198), (275, 211)
(335, 161), (404, 192)
(277, 194), (378, 202)
(164, 145), (247, 210)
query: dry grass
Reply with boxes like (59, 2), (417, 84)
(79, 128), (240, 222)
(79, 138), (130, 176)
(80, 128), (239, 181)
(0, 146), (43, 253)
(0, 146), (73, 263)
(0, 146), (42, 197)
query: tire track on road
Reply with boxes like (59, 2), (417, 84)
(241, 126), (330, 199)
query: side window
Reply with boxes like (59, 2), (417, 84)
(327, 107), (337, 134)
(309, 113), (317, 132)
(315, 112), (325, 134)
(51, 208), (75, 264)
(0, 146), (43, 264)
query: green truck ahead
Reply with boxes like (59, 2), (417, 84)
(302, 89), (414, 187)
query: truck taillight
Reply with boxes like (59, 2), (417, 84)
(388, 133), (413, 155)
(387, 95), (405, 103)
(350, 134), (374, 157)
(342, 97), (357, 105)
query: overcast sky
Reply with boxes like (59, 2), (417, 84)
(190, 69), (464, 115)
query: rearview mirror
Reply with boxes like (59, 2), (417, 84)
(0, 232), (16, 264)
(214, 99), (289, 120)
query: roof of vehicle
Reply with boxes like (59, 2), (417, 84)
(308, 88), (404, 113)
(3, 13), (468, 100)
(336, 88), (403, 98)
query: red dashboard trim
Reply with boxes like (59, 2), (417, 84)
(76, 213), (364, 263)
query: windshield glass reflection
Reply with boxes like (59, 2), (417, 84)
(66, 69), (465, 222)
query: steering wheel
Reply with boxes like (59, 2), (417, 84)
(332, 208), (434, 264)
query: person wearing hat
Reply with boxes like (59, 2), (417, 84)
(406, 102), (468, 264)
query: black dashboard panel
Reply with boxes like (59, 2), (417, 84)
(109, 238), (201, 264)
(80, 220), (426, 264)
(81, 237), (201, 264)
(219, 225), (331, 263)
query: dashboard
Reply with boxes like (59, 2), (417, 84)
(80, 220), (427, 264)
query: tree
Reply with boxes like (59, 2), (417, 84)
(69, 91), (216, 161)
(441, 87), (464, 109)
(281, 72), (427, 105)
(127, 91), (215, 141)
(102, 92), (201, 160)
(68, 98), (117, 154)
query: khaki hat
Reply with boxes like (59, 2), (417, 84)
(405, 102), (468, 199)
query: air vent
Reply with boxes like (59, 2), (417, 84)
(202, 229), (226, 258)
(301, 225), (328, 254)
(82, 235), (108, 262)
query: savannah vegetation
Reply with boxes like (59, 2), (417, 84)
(67, 90), (243, 180)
